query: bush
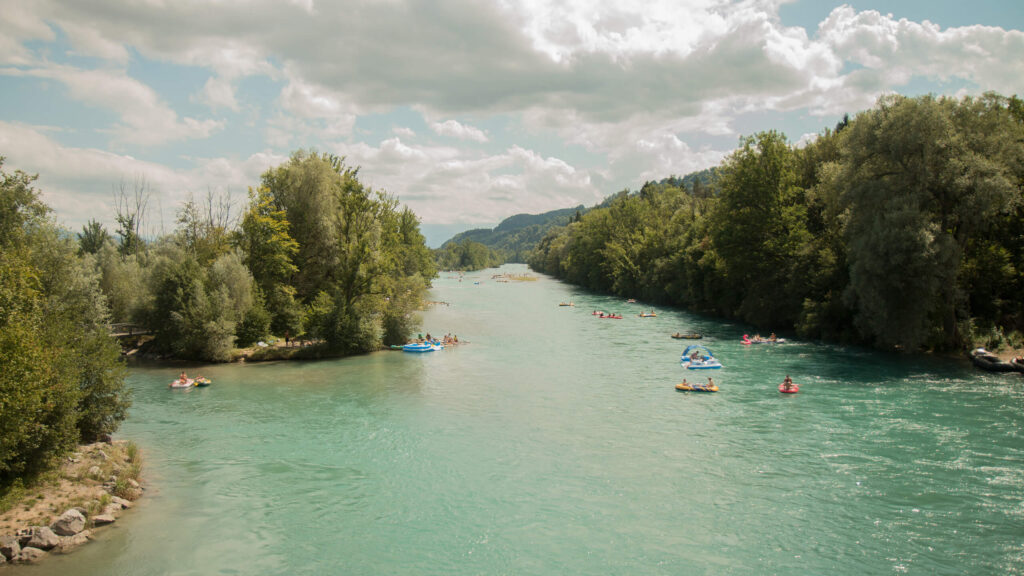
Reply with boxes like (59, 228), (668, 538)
(236, 294), (271, 347)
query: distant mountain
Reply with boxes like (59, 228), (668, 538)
(438, 167), (718, 263)
(442, 205), (586, 262)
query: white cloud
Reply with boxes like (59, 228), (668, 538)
(332, 138), (601, 225)
(429, 120), (489, 142)
(0, 121), (285, 233)
(815, 6), (1024, 96)
(4, 0), (1024, 234)
(0, 64), (222, 146)
(60, 20), (132, 63)
(195, 76), (241, 112)
(0, 0), (54, 65)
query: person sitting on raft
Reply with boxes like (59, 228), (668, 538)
(782, 375), (794, 391)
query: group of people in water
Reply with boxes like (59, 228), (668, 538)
(419, 333), (459, 345)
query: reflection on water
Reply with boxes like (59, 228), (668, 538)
(26, 265), (1024, 575)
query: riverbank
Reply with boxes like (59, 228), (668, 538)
(121, 331), (467, 363)
(0, 440), (143, 565)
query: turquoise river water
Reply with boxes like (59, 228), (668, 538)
(25, 264), (1024, 575)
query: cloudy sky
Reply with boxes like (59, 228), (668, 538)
(1, 0), (1022, 246)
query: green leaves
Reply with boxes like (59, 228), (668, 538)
(256, 150), (436, 351)
(528, 93), (1024, 352)
(1, 161), (129, 487)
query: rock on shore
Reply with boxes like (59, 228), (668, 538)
(0, 439), (143, 566)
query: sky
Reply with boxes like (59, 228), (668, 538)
(1, 1), (1022, 246)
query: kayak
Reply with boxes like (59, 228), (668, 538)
(779, 383), (799, 394)
(639, 313), (657, 318)
(675, 382), (718, 392)
(599, 314), (623, 319)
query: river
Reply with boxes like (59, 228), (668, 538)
(26, 264), (1024, 575)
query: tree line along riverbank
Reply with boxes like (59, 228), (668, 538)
(529, 93), (1024, 355)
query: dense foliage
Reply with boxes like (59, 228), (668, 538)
(0, 160), (129, 490)
(439, 205), (585, 267)
(529, 93), (1024, 352)
(95, 150), (437, 360)
(434, 239), (504, 271)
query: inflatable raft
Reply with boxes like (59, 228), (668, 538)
(676, 382), (718, 392)
(403, 342), (443, 352)
(680, 344), (723, 369)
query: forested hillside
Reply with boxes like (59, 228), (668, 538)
(441, 205), (585, 265)
(529, 93), (1024, 352)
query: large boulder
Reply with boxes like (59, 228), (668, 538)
(0, 535), (20, 560)
(92, 514), (116, 526)
(57, 530), (92, 553)
(27, 526), (61, 550)
(14, 546), (47, 564)
(51, 508), (87, 536)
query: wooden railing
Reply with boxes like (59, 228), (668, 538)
(109, 323), (153, 337)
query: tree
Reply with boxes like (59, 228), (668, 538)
(0, 159), (129, 486)
(175, 191), (235, 266)
(113, 177), (150, 261)
(238, 186), (299, 292)
(840, 94), (1021, 349)
(260, 150), (435, 352)
(78, 219), (110, 255)
(0, 255), (81, 486)
(711, 131), (810, 327)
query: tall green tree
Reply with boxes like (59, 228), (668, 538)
(711, 131), (810, 327)
(0, 160), (129, 487)
(78, 219), (110, 255)
(260, 150), (435, 351)
(841, 94), (1021, 349)
(238, 186), (299, 292)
